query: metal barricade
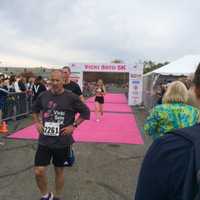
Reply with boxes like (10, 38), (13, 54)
(142, 90), (158, 111)
(2, 92), (33, 121)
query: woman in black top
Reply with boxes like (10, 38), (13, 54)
(94, 79), (106, 122)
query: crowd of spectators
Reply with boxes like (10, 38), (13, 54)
(0, 73), (48, 98)
(0, 73), (48, 120)
(0, 71), (129, 122)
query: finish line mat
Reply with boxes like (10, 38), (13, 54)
(8, 93), (143, 144)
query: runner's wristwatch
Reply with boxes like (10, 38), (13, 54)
(73, 122), (78, 128)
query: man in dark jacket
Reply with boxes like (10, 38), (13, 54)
(135, 63), (200, 200)
(32, 76), (46, 102)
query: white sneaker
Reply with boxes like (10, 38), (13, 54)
(40, 192), (53, 200)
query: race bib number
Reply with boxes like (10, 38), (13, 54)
(43, 122), (60, 136)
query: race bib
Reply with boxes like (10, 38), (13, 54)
(43, 122), (60, 136)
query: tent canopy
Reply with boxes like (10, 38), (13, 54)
(144, 55), (200, 76)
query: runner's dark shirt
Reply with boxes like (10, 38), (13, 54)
(63, 81), (82, 96)
(32, 90), (90, 148)
(135, 132), (197, 200)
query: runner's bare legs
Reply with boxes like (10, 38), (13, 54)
(34, 166), (48, 196)
(54, 167), (65, 198)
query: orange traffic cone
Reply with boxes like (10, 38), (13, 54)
(0, 121), (8, 134)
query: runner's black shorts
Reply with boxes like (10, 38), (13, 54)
(95, 96), (104, 104)
(34, 144), (71, 167)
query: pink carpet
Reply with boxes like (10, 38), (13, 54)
(86, 102), (132, 113)
(8, 93), (143, 144)
(87, 93), (128, 104)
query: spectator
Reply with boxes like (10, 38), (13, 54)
(18, 76), (27, 92)
(0, 80), (9, 134)
(14, 75), (22, 92)
(8, 75), (16, 92)
(135, 64), (200, 200)
(27, 76), (36, 92)
(2, 78), (9, 91)
(156, 83), (167, 104)
(144, 81), (200, 140)
(32, 76), (46, 102)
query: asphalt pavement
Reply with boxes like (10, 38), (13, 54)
(0, 106), (152, 200)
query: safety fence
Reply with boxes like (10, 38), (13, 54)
(2, 92), (33, 121)
(1, 89), (136, 122)
(142, 90), (158, 111)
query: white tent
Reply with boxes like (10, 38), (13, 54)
(144, 55), (200, 76)
(143, 55), (200, 109)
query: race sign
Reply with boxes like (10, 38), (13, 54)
(43, 122), (60, 136)
(68, 62), (144, 105)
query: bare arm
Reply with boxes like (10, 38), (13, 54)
(32, 112), (43, 134)
(102, 85), (106, 95)
(79, 95), (85, 102)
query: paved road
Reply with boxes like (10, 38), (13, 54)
(0, 106), (152, 200)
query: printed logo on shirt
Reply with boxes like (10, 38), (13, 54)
(43, 101), (65, 125)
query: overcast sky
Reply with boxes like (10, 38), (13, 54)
(0, 0), (199, 67)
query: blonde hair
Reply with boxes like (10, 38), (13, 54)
(97, 79), (106, 93)
(162, 81), (188, 104)
(97, 79), (103, 85)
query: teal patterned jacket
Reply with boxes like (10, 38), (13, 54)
(144, 102), (200, 140)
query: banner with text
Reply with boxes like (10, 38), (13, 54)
(68, 63), (143, 105)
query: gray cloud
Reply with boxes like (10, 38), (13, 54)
(0, 0), (199, 67)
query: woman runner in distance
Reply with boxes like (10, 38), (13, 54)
(94, 79), (106, 122)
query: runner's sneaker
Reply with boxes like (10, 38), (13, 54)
(64, 148), (75, 167)
(40, 192), (53, 200)
(53, 197), (60, 200)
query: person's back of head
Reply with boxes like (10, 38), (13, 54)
(135, 63), (200, 200)
(187, 64), (200, 109)
(162, 81), (188, 104)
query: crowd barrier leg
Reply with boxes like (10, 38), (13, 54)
(1, 93), (33, 134)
